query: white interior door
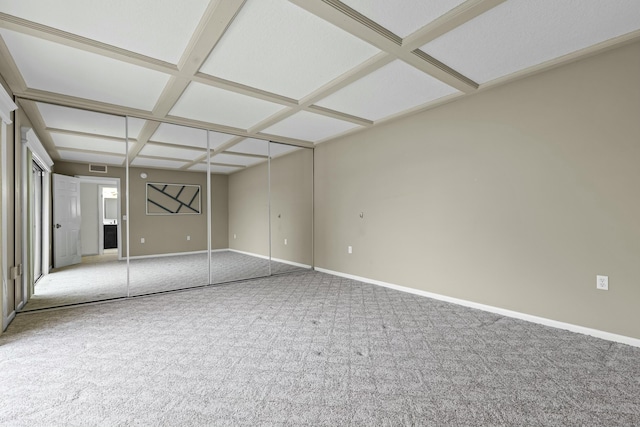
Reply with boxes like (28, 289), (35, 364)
(53, 174), (81, 268)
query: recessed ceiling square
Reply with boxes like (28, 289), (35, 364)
(0, 29), (170, 110)
(189, 163), (244, 174)
(36, 102), (139, 139)
(211, 153), (265, 167)
(261, 111), (361, 142)
(149, 123), (210, 149)
(50, 132), (128, 155)
(58, 150), (125, 166)
(315, 60), (458, 121)
(131, 157), (189, 169)
(340, 0), (466, 38)
(169, 82), (285, 130)
(199, 0), (380, 99)
(0, 0), (210, 63)
(225, 138), (270, 156)
(420, 0), (640, 84)
(138, 144), (204, 161)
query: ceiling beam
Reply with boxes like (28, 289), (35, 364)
(289, 0), (480, 93)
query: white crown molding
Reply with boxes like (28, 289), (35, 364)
(21, 126), (53, 171)
(0, 85), (17, 124)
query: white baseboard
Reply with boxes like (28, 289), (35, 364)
(128, 250), (208, 260)
(314, 267), (640, 348)
(228, 249), (312, 269)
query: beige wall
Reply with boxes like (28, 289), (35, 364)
(270, 147), (313, 266)
(54, 162), (229, 257)
(314, 41), (640, 339)
(80, 183), (99, 255)
(228, 160), (270, 256)
(228, 147), (314, 266)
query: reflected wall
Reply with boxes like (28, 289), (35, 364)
(216, 138), (271, 283)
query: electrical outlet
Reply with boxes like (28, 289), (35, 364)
(596, 275), (608, 290)
(348, 246), (352, 254)
(141, 237), (145, 244)
(284, 238), (287, 245)
(187, 235), (191, 241)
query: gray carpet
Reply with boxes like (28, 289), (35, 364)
(23, 250), (305, 311)
(2, 270), (639, 426)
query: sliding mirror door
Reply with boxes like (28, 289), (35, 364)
(20, 101), (129, 310)
(127, 121), (210, 295)
(269, 142), (313, 274)
(212, 137), (270, 284)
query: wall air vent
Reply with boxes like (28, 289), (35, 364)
(89, 164), (108, 173)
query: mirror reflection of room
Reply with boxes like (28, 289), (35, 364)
(19, 101), (313, 312)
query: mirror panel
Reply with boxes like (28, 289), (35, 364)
(269, 142), (313, 275)
(127, 120), (210, 295)
(213, 137), (270, 284)
(21, 102), (128, 310)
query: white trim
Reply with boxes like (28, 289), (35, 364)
(229, 248), (312, 269)
(229, 248), (270, 261)
(0, 86), (17, 125)
(127, 249), (210, 260)
(271, 257), (312, 269)
(314, 267), (640, 349)
(22, 128), (53, 171)
(1, 120), (10, 330)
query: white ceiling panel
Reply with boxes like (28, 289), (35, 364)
(50, 132), (128, 154)
(208, 131), (239, 150)
(131, 157), (189, 169)
(225, 138), (269, 156)
(211, 153), (264, 167)
(0, 0), (210, 64)
(199, 0), (380, 99)
(340, 0), (466, 38)
(37, 102), (127, 138)
(421, 0), (640, 84)
(315, 60), (458, 121)
(169, 82), (285, 129)
(189, 163), (243, 174)
(149, 122), (210, 148)
(57, 150), (125, 166)
(0, 29), (170, 110)
(138, 143), (204, 161)
(262, 111), (361, 142)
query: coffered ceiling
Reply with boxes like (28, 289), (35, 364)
(1, 0), (639, 173)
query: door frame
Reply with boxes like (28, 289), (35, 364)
(21, 127), (53, 304)
(77, 176), (122, 260)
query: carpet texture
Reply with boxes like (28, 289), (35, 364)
(2, 270), (639, 426)
(23, 250), (304, 311)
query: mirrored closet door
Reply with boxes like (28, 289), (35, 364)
(211, 136), (271, 284)
(20, 101), (128, 311)
(127, 120), (210, 296)
(19, 102), (314, 311)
